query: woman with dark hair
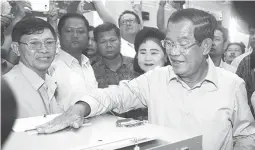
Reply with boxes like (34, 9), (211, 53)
(225, 42), (246, 64)
(133, 27), (170, 74)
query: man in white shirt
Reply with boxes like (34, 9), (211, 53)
(38, 9), (255, 150)
(4, 17), (63, 118)
(49, 13), (98, 109)
(210, 26), (237, 73)
(118, 10), (142, 58)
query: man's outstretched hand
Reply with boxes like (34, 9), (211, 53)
(36, 102), (90, 134)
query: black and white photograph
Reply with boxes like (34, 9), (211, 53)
(1, 0), (255, 149)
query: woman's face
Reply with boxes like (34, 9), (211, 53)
(137, 40), (166, 72)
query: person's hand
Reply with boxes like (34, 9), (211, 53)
(1, 14), (13, 29)
(36, 105), (85, 134)
(159, 0), (167, 7)
(1, 0), (12, 16)
(131, 1), (142, 13)
(77, 1), (89, 14)
(13, 1), (32, 18)
(77, 0), (95, 14)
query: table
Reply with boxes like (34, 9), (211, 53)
(3, 115), (190, 150)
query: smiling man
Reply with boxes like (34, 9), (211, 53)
(37, 9), (255, 150)
(3, 17), (63, 118)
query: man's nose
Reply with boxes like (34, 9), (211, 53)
(88, 39), (92, 45)
(125, 21), (132, 26)
(106, 41), (112, 47)
(72, 31), (78, 37)
(38, 44), (49, 53)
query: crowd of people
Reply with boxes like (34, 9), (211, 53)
(1, 0), (255, 149)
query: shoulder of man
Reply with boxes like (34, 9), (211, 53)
(140, 65), (172, 82)
(3, 65), (21, 81)
(216, 66), (245, 86)
(122, 56), (134, 64)
(223, 62), (237, 73)
(91, 58), (104, 70)
(48, 59), (68, 76)
(3, 65), (28, 92)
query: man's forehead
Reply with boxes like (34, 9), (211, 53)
(166, 21), (194, 40)
(21, 28), (54, 40)
(98, 29), (117, 38)
(63, 18), (86, 27)
(228, 44), (241, 49)
(214, 29), (223, 37)
(120, 13), (136, 20)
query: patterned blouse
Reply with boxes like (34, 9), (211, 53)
(92, 55), (140, 88)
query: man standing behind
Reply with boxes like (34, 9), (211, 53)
(93, 1), (143, 58)
(83, 26), (101, 65)
(3, 17), (63, 118)
(92, 22), (139, 88)
(117, 10), (143, 58)
(210, 26), (237, 73)
(49, 13), (98, 109)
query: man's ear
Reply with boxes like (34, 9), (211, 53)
(201, 38), (213, 55)
(11, 42), (20, 56)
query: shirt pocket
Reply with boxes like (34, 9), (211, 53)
(202, 108), (233, 150)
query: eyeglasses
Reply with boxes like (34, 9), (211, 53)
(120, 19), (137, 25)
(161, 39), (198, 54)
(19, 39), (56, 50)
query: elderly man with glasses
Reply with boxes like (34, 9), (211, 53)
(38, 8), (255, 150)
(3, 17), (64, 118)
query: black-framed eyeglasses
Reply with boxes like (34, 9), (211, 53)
(19, 39), (57, 50)
(120, 19), (137, 25)
(161, 39), (198, 54)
